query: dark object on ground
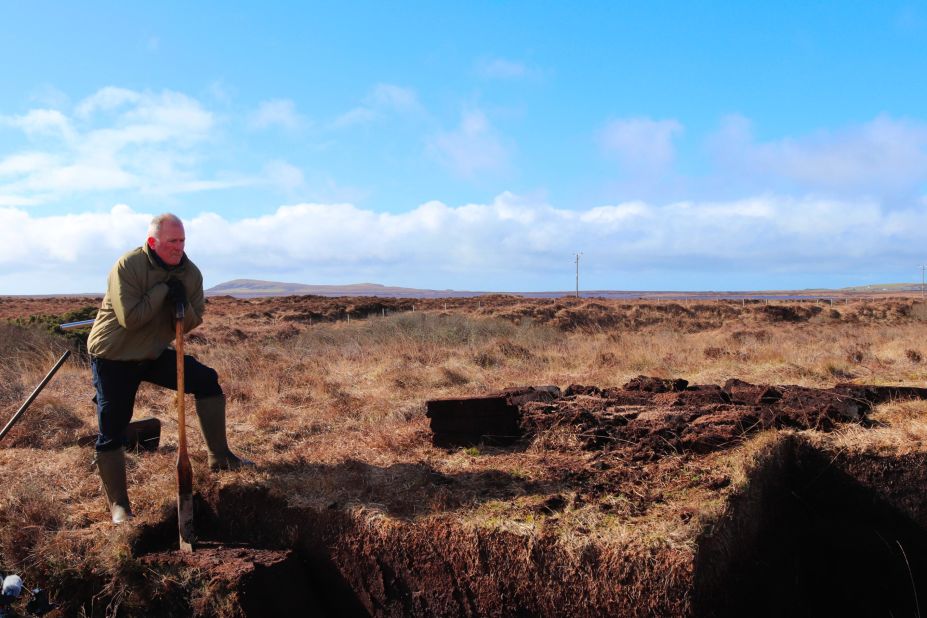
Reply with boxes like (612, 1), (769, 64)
(125, 417), (161, 451)
(77, 418), (162, 451)
(426, 395), (519, 447)
(26, 588), (56, 616)
(623, 376), (689, 392)
(426, 386), (560, 447)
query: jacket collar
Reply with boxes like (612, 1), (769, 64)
(143, 243), (187, 272)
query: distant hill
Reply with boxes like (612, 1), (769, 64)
(840, 282), (923, 292)
(205, 278), (927, 300)
(206, 279), (489, 298)
(206, 279), (640, 299)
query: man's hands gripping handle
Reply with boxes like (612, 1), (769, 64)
(165, 278), (187, 313)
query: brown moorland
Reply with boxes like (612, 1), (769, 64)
(2, 295), (927, 616)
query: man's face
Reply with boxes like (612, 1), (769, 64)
(147, 221), (186, 266)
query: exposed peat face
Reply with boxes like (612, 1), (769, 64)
(695, 441), (927, 617)
(113, 377), (927, 616)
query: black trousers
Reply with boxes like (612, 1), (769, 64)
(91, 348), (223, 452)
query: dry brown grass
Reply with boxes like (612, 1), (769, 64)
(2, 296), (927, 612)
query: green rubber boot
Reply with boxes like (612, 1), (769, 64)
(96, 447), (133, 524)
(195, 395), (254, 471)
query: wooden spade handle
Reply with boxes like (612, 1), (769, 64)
(175, 303), (195, 552)
(176, 310), (187, 457)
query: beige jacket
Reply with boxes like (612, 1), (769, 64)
(88, 244), (204, 360)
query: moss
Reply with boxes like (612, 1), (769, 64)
(8, 305), (97, 353)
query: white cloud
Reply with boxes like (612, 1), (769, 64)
(29, 84), (70, 109)
(263, 160), (305, 193)
(709, 114), (927, 196)
(144, 177), (253, 196)
(250, 99), (307, 131)
(75, 86), (142, 118)
(599, 117), (683, 175)
(367, 84), (421, 112)
(427, 110), (511, 178)
(332, 107), (377, 128)
(580, 202), (650, 226)
(119, 91), (213, 139)
(0, 194), (42, 207)
(332, 83), (421, 128)
(0, 153), (58, 177)
(0, 204), (149, 271)
(2, 193), (921, 293)
(477, 58), (538, 79)
(0, 86), (230, 204)
(207, 80), (234, 105)
(1, 109), (76, 141)
(23, 162), (137, 193)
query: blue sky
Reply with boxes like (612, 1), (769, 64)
(2, 2), (927, 293)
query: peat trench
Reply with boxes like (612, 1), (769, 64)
(124, 377), (927, 616)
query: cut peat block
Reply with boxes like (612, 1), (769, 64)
(426, 395), (520, 447)
(426, 386), (560, 447)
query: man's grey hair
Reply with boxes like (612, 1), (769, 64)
(148, 213), (183, 239)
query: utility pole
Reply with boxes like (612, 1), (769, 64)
(921, 265), (926, 299)
(575, 252), (583, 298)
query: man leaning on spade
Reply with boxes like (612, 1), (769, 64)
(88, 213), (253, 524)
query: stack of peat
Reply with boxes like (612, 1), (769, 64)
(426, 376), (927, 455)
